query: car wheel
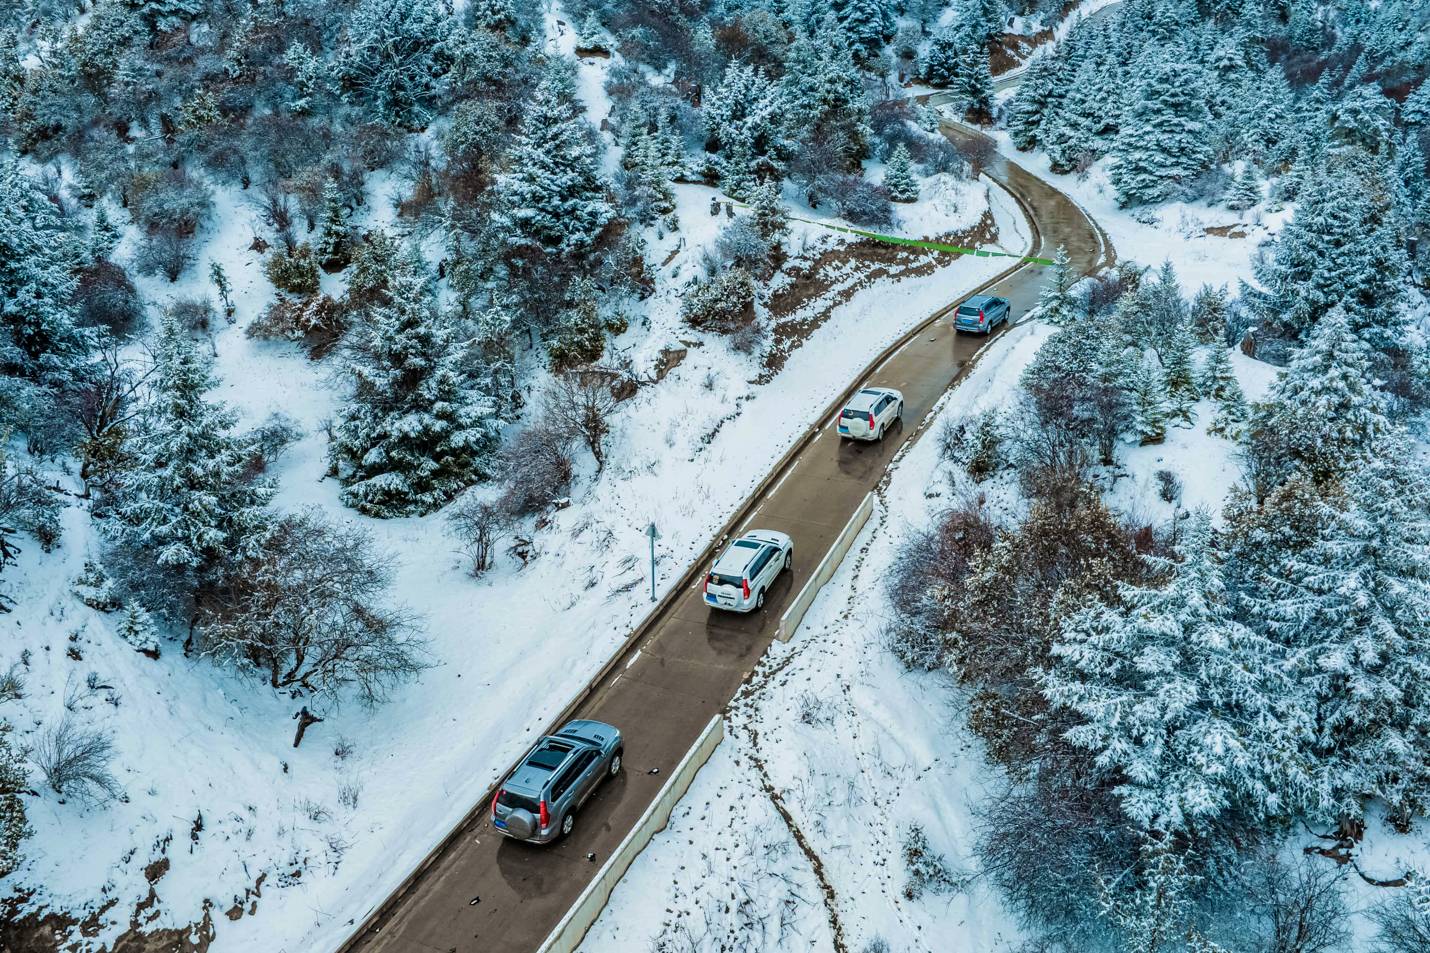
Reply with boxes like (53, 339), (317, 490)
(609, 749), (623, 777)
(560, 812), (575, 838)
(783, 551), (792, 572)
(897, 402), (904, 421)
(756, 588), (766, 610)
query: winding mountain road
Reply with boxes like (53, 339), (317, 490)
(337, 119), (1113, 953)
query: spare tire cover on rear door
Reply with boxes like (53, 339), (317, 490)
(504, 808), (536, 839)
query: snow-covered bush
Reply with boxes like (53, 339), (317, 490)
(497, 419), (574, 516)
(201, 508), (428, 704)
(901, 825), (957, 900)
(681, 268), (756, 334)
(265, 244), (321, 296)
(31, 716), (121, 804)
(73, 561), (120, 612)
(0, 721), (29, 877)
(337, 0), (454, 127)
(115, 602), (159, 658)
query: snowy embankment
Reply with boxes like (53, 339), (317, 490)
(3, 102), (1027, 953)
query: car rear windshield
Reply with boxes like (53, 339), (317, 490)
(708, 572), (743, 588)
(497, 790), (540, 813)
(957, 305), (981, 316)
(840, 408), (867, 419)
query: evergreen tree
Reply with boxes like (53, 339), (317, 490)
(750, 179), (790, 245)
(1253, 308), (1388, 484)
(779, 31), (870, 164)
(575, 10), (608, 52)
(958, 44), (995, 119)
(334, 260), (498, 518)
(492, 71), (615, 259)
(0, 159), (89, 390)
(841, 0), (893, 63)
(921, 23), (970, 88)
(209, 261), (234, 320)
(1006, 55), (1058, 151)
(467, 0), (521, 37)
(130, 0), (204, 33)
(1160, 320), (1199, 422)
(0, 721), (27, 879)
(1243, 165), (1407, 350)
(1226, 164), (1262, 211)
(337, 0), (454, 127)
(116, 601), (159, 656)
(1200, 346), (1248, 438)
(883, 143), (918, 202)
(109, 316), (271, 603)
(1044, 514), (1296, 833)
(1037, 245), (1076, 325)
(1189, 284), (1228, 345)
(1402, 81), (1430, 128)
(1131, 357), (1171, 445)
(1252, 438), (1430, 821)
(546, 279), (608, 371)
(631, 136), (677, 223)
(1329, 83), (1394, 155)
(1110, 60), (1216, 206)
(717, 128), (758, 201)
(315, 179), (354, 271)
(705, 61), (784, 162)
(90, 206), (122, 262)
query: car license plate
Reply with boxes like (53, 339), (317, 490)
(494, 818), (506, 829)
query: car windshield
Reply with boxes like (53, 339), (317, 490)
(526, 744), (570, 771)
(497, 789), (541, 813)
(708, 572), (743, 588)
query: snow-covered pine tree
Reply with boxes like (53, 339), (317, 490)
(491, 70), (614, 259)
(750, 179), (789, 244)
(632, 136), (677, 222)
(1037, 245), (1076, 325)
(109, 316), (271, 604)
(958, 44), (994, 120)
(90, 205), (122, 262)
(1200, 346), (1248, 438)
(1251, 436), (1430, 822)
(1329, 83), (1395, 156)
(315, 179), (354, 271)
(717, 128), (758, 201)
(1160, 320), (1199, 422)
(1243, 164), (1407, 350)
(130, 0), (204, 34)
(1189, 284), (1228, 345)
(883, 143), (918, 202)
(1006, 54), (1058, 151)
(0, 159), (89, 390)
(1110, 60), (1216, 206)
(1254, 307), (1388, 484)
(575, 11), (608, 53)
(334, 258), (498, 518)
(705, 61), (784, 163)
(337, 0), (454, 127)
(467, 0), (521, 37)
(921, 23), (969, 88)
(1130, 356), (1171, 445)
(546, 278), (607, 371)
(0, 721), (27, 879)
(841, 0), (893, 63)
(1401, 80), (1430, 128)
(1226, 164), (1261, 211)
(116, 601), (159, 657)
(1044, 513), (1295, 833)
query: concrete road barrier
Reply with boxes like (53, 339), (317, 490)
(536, 715), (726, 953)
(776, 492), (874, 642)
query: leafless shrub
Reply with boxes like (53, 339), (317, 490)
(446, 494), (513, 576)
(1247, 853), (1349, 953)
(201, 508), (429, 705)
(1155, 469), (1182, 504)
(338, 781), (361, 811)
(31, 716), (122, 803)
(1370, 881), (1430, 953)
(166, 296), (217, 337)
(133, 231), (195, 282)
(545, 368), (620, 472)
(498, 419), (575, 516)
(332, 737), (355, 761)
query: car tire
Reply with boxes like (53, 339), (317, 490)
(560, 812), (575, 838)
(783, 551), (792, 572)
(609, 749), (623, 778)
(896, 402), (904, 421)
(756, 588), (765, 610)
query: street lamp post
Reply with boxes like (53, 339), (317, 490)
(646, 522), (660, 603)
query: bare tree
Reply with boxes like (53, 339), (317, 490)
(545, 368), (619, 472)
(31, 716), (122, 804)
(1370, 884), (1430, 953)
(446, 494), (512, 576)
(1248, 854), (1350, 953)
(63, 345), (152, 492)
(200, 508), (428, 705)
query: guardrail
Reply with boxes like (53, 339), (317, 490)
(776, 492), (874, 642)
(536, 716), (726, 953)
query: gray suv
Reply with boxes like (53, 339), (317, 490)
(953, 294), (1011, 334)
(490, 720), (623, 843)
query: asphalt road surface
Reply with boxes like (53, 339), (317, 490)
(339, 121), (1114, 953)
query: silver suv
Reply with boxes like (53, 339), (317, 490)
(704, 529), (794, 613)
(490, 720), (623, 843)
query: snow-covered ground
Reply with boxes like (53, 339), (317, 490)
(1, 92), (1029, 953)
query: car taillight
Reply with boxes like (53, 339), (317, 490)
(539, 799), (550, 829)
(491, 790), (501, 816)
(742, 578), (751, 600)
(868, 412), (876, 429)
(978, 310), (986, 324)
(704, 574), (710, 594)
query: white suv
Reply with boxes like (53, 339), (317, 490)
(837, 387), (904, 441)
(704, 530), (794, 613)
